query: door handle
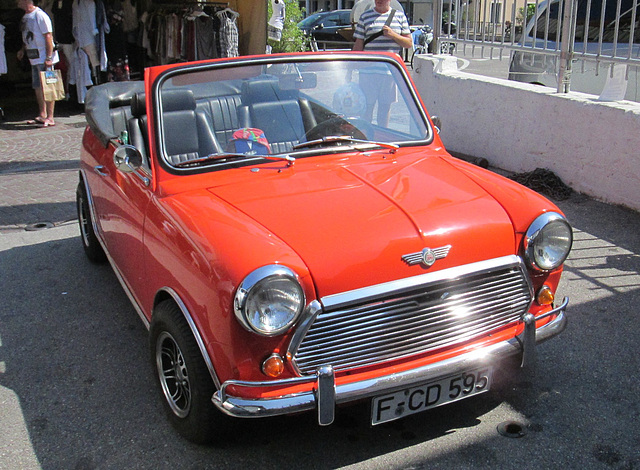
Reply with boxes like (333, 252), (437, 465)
(94, 165), (108, 177)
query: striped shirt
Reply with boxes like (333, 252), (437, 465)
(353, 8), (410, 54)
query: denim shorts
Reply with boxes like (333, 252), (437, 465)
(31, 63), (47, 89)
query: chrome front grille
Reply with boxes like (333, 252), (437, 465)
(291, 256), (532, 375)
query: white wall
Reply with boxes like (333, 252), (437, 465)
(411, 55), (640, 212)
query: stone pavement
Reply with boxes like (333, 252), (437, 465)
(0, 87), (87, 233)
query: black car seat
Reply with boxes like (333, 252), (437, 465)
(159, 89), (221, 165)
(239, 78), (310, 154)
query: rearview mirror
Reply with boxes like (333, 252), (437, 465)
(279, 72), (317, 90)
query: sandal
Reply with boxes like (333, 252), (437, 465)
(26, 116), (46, 125)
(42, 118), (55, 127)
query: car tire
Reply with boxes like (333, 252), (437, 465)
(150, 300), (232, 444)
(76, 181), (107, 263)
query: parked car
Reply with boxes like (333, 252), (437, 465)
(297, 9), (352, 44)
(508, 0), (640, 101)
(79, 51), (572, 443)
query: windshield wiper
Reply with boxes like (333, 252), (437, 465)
(173, 152), (295, 168)
(292, 136), (399, 153)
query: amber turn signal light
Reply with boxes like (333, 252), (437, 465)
(536, 286), (555, 306)
(262, 353), (285, 378)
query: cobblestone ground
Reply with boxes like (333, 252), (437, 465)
(0, 87), (87, 233)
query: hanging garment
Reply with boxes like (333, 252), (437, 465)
(269, 0), (285, 30)
(69, 45), (94, 103)
(72, 0), (98, 49)
(95, 0), (110, 71)
(0, 24), (7, 75)
(196, 15), (217, 60)
(216, 9), (239, 58)
(121, 0), (138, 34)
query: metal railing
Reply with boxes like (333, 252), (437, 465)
(432, 0), (640, 94)
(309, 37), (353, 51)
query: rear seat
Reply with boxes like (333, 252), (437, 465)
(195, 77), (316, 154)
(196, 94), (246, 149)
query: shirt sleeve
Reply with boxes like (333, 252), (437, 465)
(37, 10), (54, 35)
(353, 19), (365, 40)
(399, 13), (410, 35)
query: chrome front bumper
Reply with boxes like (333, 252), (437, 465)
(212, 298), (568, 425)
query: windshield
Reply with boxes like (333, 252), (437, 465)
(298, 13), (324, 28)
(155, 55), (431, 169)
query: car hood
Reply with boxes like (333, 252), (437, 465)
(210, 152), (516, 298)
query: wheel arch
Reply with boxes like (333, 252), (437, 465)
(153, 287), (222, 389)
(78, 170), (103, 243)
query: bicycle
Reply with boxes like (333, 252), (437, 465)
(410, 23), (433, 69)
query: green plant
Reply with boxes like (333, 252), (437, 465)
(268, 0), (308, 53)
(517, 4), (536, 25)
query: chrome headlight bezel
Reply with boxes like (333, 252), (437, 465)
(524, 212), (573, 272)
(234, 265), (305, 337)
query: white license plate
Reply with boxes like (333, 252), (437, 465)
(371, 367), (493, 425)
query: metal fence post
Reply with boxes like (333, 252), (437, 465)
(557, 0), (578, 92)
(434, 0), (443, 54)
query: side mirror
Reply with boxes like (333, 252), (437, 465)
(431, 115), (442, 134)
(113, 145), (143, 173)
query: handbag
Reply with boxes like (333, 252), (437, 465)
(26, 48), (40, 59)
(39, 69), (66, 101)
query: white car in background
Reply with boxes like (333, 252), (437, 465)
(508, 0), (640, 102)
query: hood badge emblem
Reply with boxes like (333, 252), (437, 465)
(402, 245), (452, 267)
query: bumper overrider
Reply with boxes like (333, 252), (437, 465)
(212, 298), (569, 425)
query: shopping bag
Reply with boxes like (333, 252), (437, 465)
(40, 69), (66, 101)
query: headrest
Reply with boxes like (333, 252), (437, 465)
(130, 92), (146, 118)
(241, 77), (291, 103)
(160, 89), (197, 112)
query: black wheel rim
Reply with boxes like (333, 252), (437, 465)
(77, 194), (91, 248)
(156, 331), (191, 418)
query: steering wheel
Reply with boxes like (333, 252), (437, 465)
(305, 116), (371, 142)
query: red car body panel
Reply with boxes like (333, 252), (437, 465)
(211, 149), (517, 297)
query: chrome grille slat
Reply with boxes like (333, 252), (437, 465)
(298, 315), (521, 370)
(302, 291), (528, 346)
(300, 286), (529, 346)
(315, 271), (522, 323)
(296, 310), (521, 366)
(292, 257), (533, 375)
(298, 305), (521, 357)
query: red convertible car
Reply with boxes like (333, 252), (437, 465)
(78, 51), (572, 443)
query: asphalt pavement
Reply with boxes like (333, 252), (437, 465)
(1, 84), (640, 469)
(0, 85), (86, 233)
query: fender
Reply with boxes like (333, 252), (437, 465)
(155, 287), (221, 389)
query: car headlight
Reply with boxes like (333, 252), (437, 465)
(524, 212), (573, 271)
(234, 265), (305, 336)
